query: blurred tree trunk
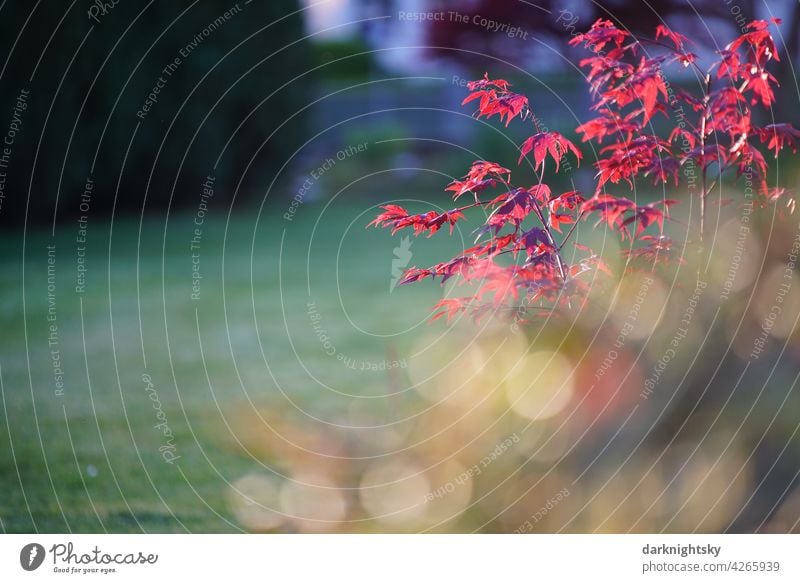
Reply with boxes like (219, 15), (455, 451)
(774, 1), (800, 118)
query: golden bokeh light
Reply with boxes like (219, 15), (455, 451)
(754, 265), (800, 339)
(279, 473), (348, 533)
(359, 460), (431, 528)
(504, 351), (575, 421)
(227, 473), (286, 532)
(609, 272), (666, 341)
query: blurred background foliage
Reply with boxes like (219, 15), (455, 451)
(0, 0), (310, 223)
(1, 0), (796, 227)
(0, 0), (799, 534)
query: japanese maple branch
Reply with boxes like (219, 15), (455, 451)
(558, 210), (586, 251)
(699, 72), (713, 246)
(635, 36), (705, 79)
(474, 174), (517, 245)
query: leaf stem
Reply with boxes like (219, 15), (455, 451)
(559, 210), (586, 251)
(530, 160), (569, 285)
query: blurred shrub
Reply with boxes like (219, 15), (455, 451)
(311, 39), (374, 81)
(0, 0), (310, 226)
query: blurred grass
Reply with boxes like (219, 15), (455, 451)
(5, 177), (799, 533)
(0, 199), (457, 533)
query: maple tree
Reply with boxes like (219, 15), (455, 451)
(370, 19), (797, 325)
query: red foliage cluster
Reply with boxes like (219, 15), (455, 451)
(462, 74), (530, 126)
(370, 19), (797, 324)
(573, 18), (795, 204)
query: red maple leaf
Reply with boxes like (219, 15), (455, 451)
(463, 78), (529, 127)
(620, 203), (668, 238)
(645, 156), (681, 186)
(569, 19), (629, 53)
(430, 298), (470, 323)
(466, 73), (510, 92)
(485, 188), (536, 232)
(369, 205), (467, 237)
(397, 267), (432, 285)
(623, 235), (679, 266)
(581, 194), (635, 231)
(367, 204), (408, 229)
(549, 190), (586, 214)
(576, 109), (639, 143)
(655, 24), (690, 51)
(728, 18), (781, 67)
(445, 160), (511, 200)
(595, 135), (671, 190)
(549, 213), (574, 233)
(478, 266), (521, 308)
(756, 124), (800, 156)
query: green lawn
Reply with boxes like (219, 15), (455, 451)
(0, 200), (456, 533)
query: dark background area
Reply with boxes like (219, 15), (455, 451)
(0, 0), (309, 225)
(1, 0), (796, 226)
